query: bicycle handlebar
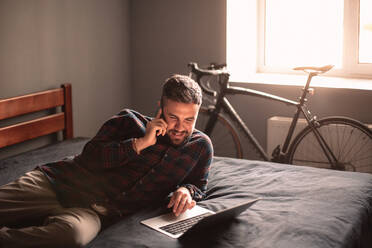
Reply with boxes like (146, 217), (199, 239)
(188, 62), (229, 77)
(207, 62), (227, 70)
(188, 62), (230, 97)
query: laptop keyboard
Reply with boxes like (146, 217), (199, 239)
(160, 212), (213, 235)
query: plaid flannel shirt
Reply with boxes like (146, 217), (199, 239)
(40, 109), (213, 215)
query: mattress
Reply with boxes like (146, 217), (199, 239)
(1, 138), (372, 248)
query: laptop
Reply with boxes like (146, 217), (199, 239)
(141, 198), (259, 239)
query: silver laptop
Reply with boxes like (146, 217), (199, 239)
(141, 199), (259, 239)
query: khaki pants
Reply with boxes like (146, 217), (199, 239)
(0, 170), (101, 248)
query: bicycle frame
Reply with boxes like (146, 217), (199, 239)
(203, 72), (340, 166)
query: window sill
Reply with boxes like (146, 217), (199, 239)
(230, 73), (372, 91)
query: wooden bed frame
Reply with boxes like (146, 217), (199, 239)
(0, 84), (73, 149)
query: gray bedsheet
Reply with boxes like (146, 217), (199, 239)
(1, 138), (372, 248)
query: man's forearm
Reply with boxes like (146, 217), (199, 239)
(132, 138), (148, 154)
(81, 139), (138, 169)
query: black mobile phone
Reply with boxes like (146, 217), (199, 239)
(159, 101), (165, 120)
(160, 109), (165, 121)
(154, 107), (165, 121)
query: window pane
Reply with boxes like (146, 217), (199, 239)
(265, 0), (343, 68)
(359, 0), (372, 63)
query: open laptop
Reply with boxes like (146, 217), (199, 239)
(141, 198), (259, 239)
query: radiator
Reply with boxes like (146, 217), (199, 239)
(266, 116), (372, 155)
(267, 117), (307, 154)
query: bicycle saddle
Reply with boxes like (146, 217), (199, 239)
(293, 65), (334, 74)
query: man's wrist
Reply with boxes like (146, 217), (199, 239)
(132, 138), (140, 154)
(133, 137), (147, 154)
(180, 184), (194, 199)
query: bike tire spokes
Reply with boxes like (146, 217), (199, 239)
(289, 118), (372, 173)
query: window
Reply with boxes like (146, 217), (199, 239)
(264, 0), (343, 69)
(227, 0), (372, 82)
(359, 0), (372, 63)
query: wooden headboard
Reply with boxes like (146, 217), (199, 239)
(0, 84), (73, 149)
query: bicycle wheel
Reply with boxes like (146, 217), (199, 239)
(196, 107), (243, 158)
(288, 117), (372, 173)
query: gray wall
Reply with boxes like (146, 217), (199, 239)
(131, 0), (372, 156)
(1, 0), (371, 159)
(130, 0), (226, 115)
(0, 0), (131, 158)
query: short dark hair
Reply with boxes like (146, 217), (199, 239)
(161, 74), (202, 106)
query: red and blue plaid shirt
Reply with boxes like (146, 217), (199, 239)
(40, 109), (213, 215)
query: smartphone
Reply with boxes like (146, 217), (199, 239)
(159, 101), (165, 121)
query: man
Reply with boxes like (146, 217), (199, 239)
(0, 74), (213, 247)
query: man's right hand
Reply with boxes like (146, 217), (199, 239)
(135, 108), (167, 153)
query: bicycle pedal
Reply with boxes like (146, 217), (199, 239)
(272, 145), (281, 158)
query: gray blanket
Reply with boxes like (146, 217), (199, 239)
(1, 138), (372, 248)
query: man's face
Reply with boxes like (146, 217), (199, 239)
(162, 98), (200, 146)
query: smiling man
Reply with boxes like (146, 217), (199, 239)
(0, 74), (213, 247)
(134, 75), (212, 215)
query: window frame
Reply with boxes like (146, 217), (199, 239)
(227, 0), (372, 82)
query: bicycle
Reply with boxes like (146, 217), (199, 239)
(188, 62), (372, 173)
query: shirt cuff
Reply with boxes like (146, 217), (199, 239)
(179, 184), (195, 198)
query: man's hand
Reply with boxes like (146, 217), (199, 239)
(167, 187), (196, 216)
(135, 109), (167, 153)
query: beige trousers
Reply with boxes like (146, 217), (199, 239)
(0, 170), (101, 248)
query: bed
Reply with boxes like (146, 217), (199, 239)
(1, 85), (372, 248)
